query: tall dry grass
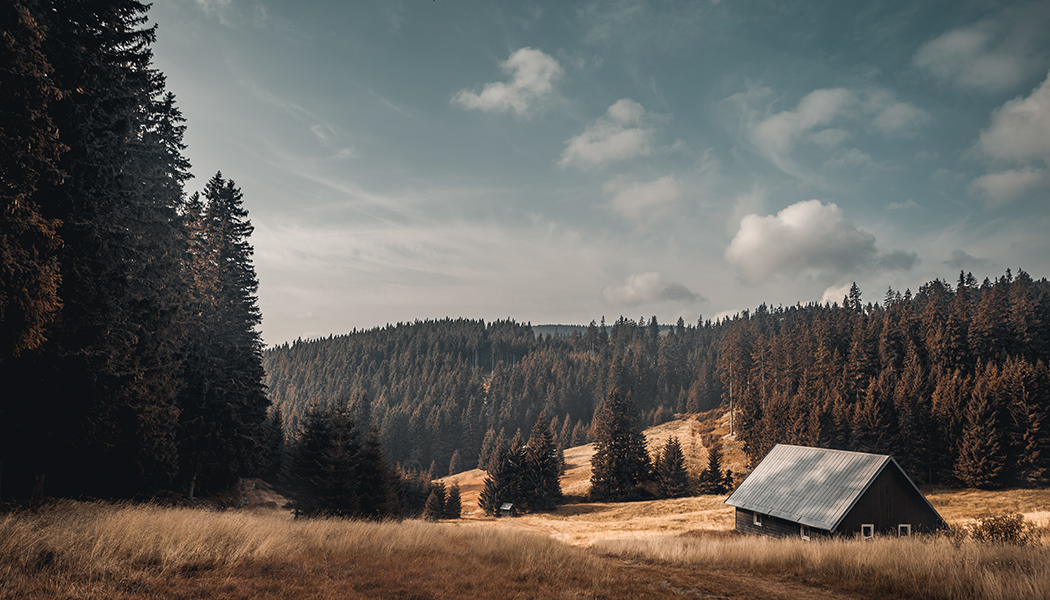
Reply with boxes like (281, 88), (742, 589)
(0, 500), (670, 600)
(593, 530), (1050, 600)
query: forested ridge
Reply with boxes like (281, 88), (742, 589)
(265, 271), (1050, 489)
(0, 1), (273, 500)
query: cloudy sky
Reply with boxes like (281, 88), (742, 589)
(149, 0), (1050, 345)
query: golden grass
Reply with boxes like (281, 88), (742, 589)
(593, 531), (1050, 600)
(0, 501), (680, 600)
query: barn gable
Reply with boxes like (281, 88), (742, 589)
(725, 444), (946, 536)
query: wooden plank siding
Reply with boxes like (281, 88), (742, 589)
(837, 463), (944, 536)
(734, 508), (831, 539)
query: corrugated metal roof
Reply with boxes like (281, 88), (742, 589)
(724, 444), (891, 531)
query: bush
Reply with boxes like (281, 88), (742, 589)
(968, 512), (1032, 545)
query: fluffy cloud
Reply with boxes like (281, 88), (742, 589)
(559, 99), (657, 168)
(602, 272), (704, 308)
(724, 200), (917, 283)
(603, 176), (685, 226)
(863, 90), (931, 137)
(750, 88), (856, 158)
(742, 88), (927, 169)
(452, 48), (563, 118)
(914, 12), (1050, 94)
(820, 283), (853, 306)
(973, 70), (1050, 206)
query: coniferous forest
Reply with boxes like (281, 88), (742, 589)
(0, 1), (274, 500)
(5, 2), (1050, 512)
(264, 272), (1050, 490)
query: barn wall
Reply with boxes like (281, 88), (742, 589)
(837, 465), (944, 536)
(734, 508), (830, 539)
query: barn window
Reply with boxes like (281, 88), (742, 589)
(898, 524), (911, 537)
(753, 512), (762, 526)
(861, 524), (874, 539)
(800, 525), (811, 540)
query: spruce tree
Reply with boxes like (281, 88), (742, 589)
(423, 483), (446, 521)
(697, 443), (726, 494)
(522, 417), (562, 511)
(656, 436), (690, 498)
(444, 484), (462, 519)
(590, 389), (652, 501)
(954, 364), (1008, 489)
(177, 172), (270, 497)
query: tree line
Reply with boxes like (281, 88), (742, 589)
(265, 271), (1050, 491)
(0, 1), (272, 500)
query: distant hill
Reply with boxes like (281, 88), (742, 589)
(264, 270), (1050, 490)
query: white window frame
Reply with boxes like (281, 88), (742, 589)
(753, 512), (762, 526)
(861, 524), (874, 539)
(898, 524), (911, 537)
(800, 525), (811, 541)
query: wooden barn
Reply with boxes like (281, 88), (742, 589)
(725, 444), (947, 539)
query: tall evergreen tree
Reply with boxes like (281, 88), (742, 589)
(521, 416), (562, 511)
(590, 389), (651, 501)
(177, 172), (269, 497)
(7, 0), (190, 498)
(656, 436), (690, 498)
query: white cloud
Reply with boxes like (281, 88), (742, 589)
(559, 99), (658, 168)
(724, 199), (917, 283)
(452, 48), (564, 118)
(913, 15), (1049, 94)
(863, 91), (931, 137)
(973, 70), (1050, 206)
(972, 167), (1050, 207)
(750, 88), (856, 158)
(979, 71), (1050, 162)
(820, 283), (853, 306)
(603, 176), (685, 226)
(602, 272), (704, 308)
(811, 128), (850, 148)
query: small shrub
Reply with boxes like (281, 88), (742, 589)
(968, 512), (1032, 545)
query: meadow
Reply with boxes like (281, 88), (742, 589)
(2, 490), (1049, 600)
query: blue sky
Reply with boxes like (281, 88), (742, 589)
(149, 0), (1050, 345)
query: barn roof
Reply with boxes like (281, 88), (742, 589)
(724, 444), (927, 531)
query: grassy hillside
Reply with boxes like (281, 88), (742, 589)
(5, 412), (1050, 599)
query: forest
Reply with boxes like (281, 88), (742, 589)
(0, 1), (274, 500)
(264, 271), (1050, 489)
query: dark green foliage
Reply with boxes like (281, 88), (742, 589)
(176, 173), (270, 497)
(696, 443), (727, 495)
(263, 270), (1050, 493)
(590, 389), (652, 501)
(444, 484), (462, 519)
(0, 0), (63, 359)
(285, 402), (401, 519)
(479, 443), (520, 516)
(423, 483), (445, 521)
(521, 417), (563, 511)
(656, 436), (690, 498)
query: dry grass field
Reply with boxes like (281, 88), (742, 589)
(4, 412), (1050, 599)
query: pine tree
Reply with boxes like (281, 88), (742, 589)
(656, 436), (690, 498)
(521, 417), (562, 511)
(444, 484), (462, 519)
(954, 364), (1009, 489)
(423, 483), (446, 521)
(697, 443), (727, 494)
(177, 172), (270, 497)
(590, 389), (652, 501)
(9, 0), (191, 498)
(0, 0), (64, 359)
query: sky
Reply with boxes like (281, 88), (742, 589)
(148, 0), (1050, 346)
